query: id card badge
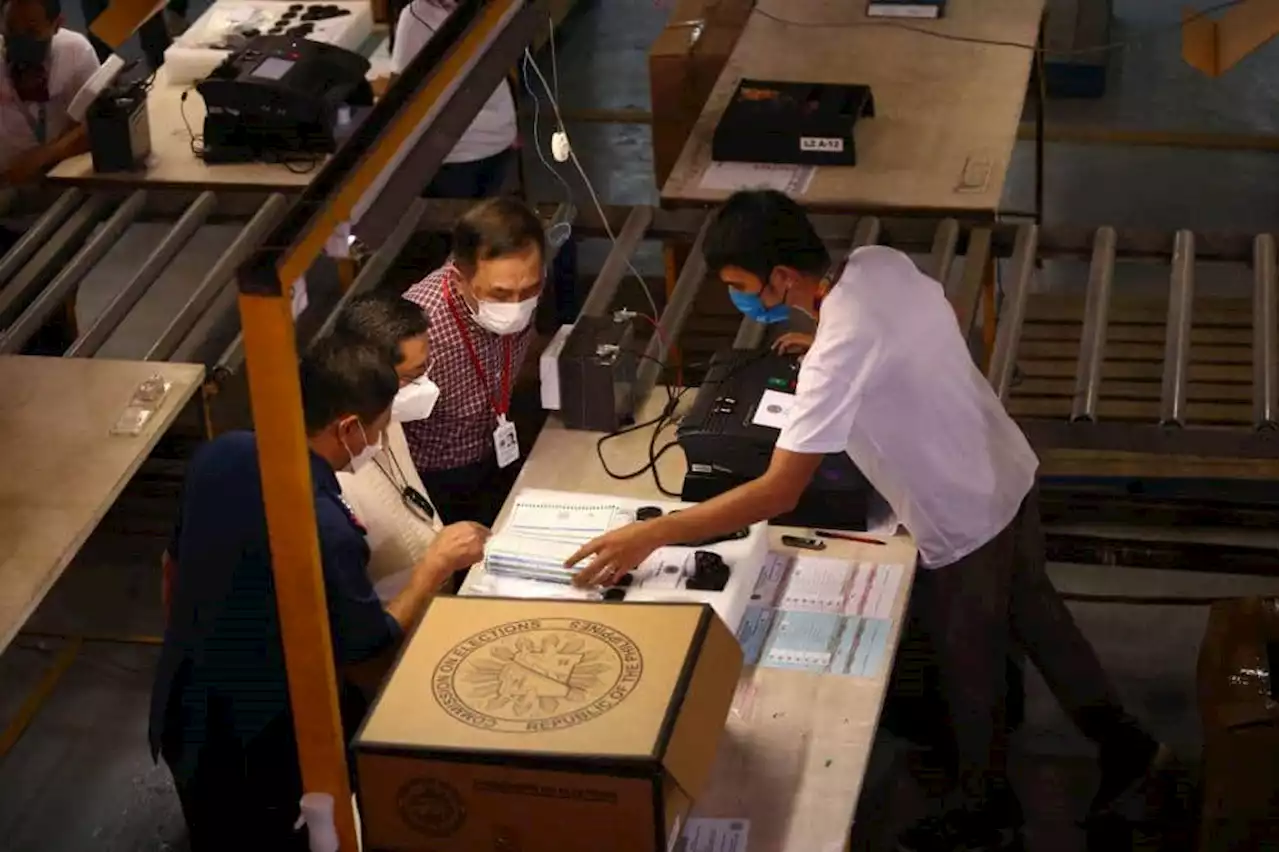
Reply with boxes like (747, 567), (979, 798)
(493, 415), (520, 469)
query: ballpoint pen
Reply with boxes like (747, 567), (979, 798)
(813, 529), (885, 546)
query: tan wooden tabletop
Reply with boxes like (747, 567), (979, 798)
(0, 356), (204, 653)
(662, 0), (1046, 217)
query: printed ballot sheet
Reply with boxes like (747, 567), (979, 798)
(736, 553), (905, 679)
(505, 497), (624, 541)
(677, 818), (750, 852)
(779, 555), (901, 620)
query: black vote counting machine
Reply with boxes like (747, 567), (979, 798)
(676, 349), (876, 530)
(196, 35), (372, 163)
(712, 79), (875, 167)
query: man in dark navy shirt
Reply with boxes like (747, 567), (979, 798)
(149, 336), (486, 851)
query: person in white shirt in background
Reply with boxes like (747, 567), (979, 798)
(0, 0), (97, 185)
(1, 0), (99, 354)
(328, 292), (489, 601)
(389, 0), (517, 199)
(564, 190), (1170, 852)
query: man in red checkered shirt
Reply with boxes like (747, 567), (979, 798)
(400, 197), (545, 526)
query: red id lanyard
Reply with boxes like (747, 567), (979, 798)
(443, 274), (512, 417)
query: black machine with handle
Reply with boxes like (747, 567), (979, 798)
(196, 35), (372, 162)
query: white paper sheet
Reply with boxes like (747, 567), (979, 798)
(469, 573), (600, 602)
(778, 555), (852, 612)
(506, 496), (623, 539)
(779, 556), (905, 620)
(699, 161), (815, 195)
(679, 818), (750, 852)
(750, 389), (795, 430)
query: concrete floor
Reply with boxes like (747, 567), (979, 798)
(1, 0), (1277, 850)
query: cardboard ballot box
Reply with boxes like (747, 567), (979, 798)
(1197, 596), (1278, 852)
(354, 596), (743, 852)
(649, 0), (755, 187)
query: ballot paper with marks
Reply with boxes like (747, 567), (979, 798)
(677, 818), (750, 852)
(734, 552), (905, 679)
(482, 495), (626, 586)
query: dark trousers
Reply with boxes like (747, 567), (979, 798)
(163, 712), (308, 852)
(418, 453), (521, 529)
(0, 226), (78, 355)
(912, 487), (1154, 811)
(422, 149), (516, 200)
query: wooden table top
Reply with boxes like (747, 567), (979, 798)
(46, 72), (322, 191)
(661, 0), (1046, 217)
(460, 390), (918, 851)
(0, 357), (205, 654)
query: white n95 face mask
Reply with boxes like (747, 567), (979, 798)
(391, 378), (440, 422)
(474, 297), (537, 336)
(342, 422), (383, 474)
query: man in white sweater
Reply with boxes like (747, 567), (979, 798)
(329, 292), (487, 600)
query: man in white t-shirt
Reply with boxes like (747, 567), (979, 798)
(390, 0), (517, 199)
(565, 191), (1166, 851)
(0, 0), (98, 184)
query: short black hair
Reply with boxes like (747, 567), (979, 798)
(452, 197), (546, 276)
(330, 292), (429, 369)
(299, 335), (399, 435)
(702, 190), (828, 283)
(3, 0), (61, 20)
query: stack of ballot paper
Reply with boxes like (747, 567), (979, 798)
(483, 496), (625, 584)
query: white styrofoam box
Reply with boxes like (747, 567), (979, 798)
(539, 324), (574, 411)
(162, 0), (374, 88)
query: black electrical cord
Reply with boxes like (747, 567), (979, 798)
(595, 347), (780, 499)
(178, 89), (205, 157)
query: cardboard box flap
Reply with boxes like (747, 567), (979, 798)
(1183, 0), (1278, 77)
(358, 597), (710, 763)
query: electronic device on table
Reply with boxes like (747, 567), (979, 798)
(462, 489), (768, 632)
(69, 56), (153, 173)
(556, 314), (639, 433)
(196, 35), (371, 163)
(677, 349), (876, 531)
(164, 0), (374, 87)
(712, 79), (875, 167)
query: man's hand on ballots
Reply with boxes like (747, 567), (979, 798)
(567, 521), (668, 587)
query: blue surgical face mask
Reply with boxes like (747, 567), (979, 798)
(728, 287), (790, 325)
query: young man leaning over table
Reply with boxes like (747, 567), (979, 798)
(1, 0), (99, 353)
(563, 189), (1171, 852)
(151, 337), (487, 850)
